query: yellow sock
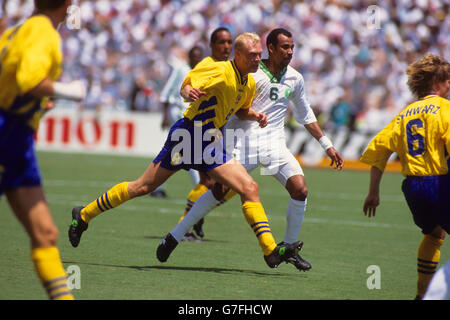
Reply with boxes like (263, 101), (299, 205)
(214, 189), (237, 208)
(242, 202), (277, 256)
(32, 247), (74, 300)
(223, 189), (236, 201)
(416, 234), (443, 299)
(179, 183), (209, 223)
(81, 182), (130, 223)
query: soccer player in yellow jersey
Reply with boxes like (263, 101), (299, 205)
(361, 53), (450, 299)
(70, 33), (303, 269)
(178, 27), (233, 240)
(0, 0), (86, 300)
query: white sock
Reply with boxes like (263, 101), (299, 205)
(171, 190), (220, 241)
(283, 198), (306, 244)
(188, 169), (200, 187)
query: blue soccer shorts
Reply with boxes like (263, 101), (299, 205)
(402, 175), (450, 234)
(0, 112), (42, 197)
(153, 117), (232, 172)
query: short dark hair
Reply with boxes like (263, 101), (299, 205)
(266, 28), (292, 49)
(35, 0), (67, 11)
(188, 46), (203, 59)
(210, 27), (231, 44)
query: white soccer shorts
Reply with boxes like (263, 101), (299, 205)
(232, 138), (304, 186)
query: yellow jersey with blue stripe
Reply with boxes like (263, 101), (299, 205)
(0, 15), (62, 130)
(360, 95), (450, 176)
(182, 60), (256, 130)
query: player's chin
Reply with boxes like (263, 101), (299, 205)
(249, 64), (259, 73)
(221, 52), (230, 60)
(282, 58), (291, 67)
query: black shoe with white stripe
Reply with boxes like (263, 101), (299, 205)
(156, 233), (178, 262)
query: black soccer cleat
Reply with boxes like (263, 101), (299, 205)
(156, 233), (179, 262)
(278, 241), (311, 271)
(68, 206), (88, 248)
(193, 218), (205, 238)
(286, 254), (312, 271)
(264, 241), (303, 269)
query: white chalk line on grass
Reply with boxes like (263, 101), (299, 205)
(46, 192), (414, 231)
(43, 179), (404, 202)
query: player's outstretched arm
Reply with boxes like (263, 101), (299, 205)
(28, 78), (86, 101)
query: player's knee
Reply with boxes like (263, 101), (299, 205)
(34, 223), (59, 247)
(242, 180), (259, 198)
(47, 225), (59, 246)
(290, 185), (308, 201)
(129, 181), (154, 197)
(200, 175), (215, 189)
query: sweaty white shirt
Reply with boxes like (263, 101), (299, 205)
(223, 61), (316, 183)
(226, 61), (316, 142)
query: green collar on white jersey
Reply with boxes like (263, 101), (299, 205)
(259, 60), (287, 83)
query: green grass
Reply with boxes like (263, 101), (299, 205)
(0, 151), (448, 300)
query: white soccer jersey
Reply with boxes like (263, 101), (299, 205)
(226, 61), (316, 140)
(160, 61), (191, 124)
(224, 61), (317, 184)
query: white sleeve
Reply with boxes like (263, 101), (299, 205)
(159, 66), (182, 104)
(290, 74), (317, 125)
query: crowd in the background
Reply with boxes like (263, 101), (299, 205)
(1, 0), (449, 133)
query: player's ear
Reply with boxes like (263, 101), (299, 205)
(267, 43), (275, 55)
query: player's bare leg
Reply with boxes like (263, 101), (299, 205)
(7, 187), (74, 300)
(69, 162), (176, 247)
(157, 159), (303, 268)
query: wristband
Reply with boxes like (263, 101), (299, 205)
(53, 81), (86, 101)
(319, 135), (333, 150)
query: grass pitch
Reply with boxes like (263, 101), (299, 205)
(1, 151), (448, 300)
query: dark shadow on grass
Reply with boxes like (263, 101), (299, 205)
(144, 235), (229, 243)
(63, 260), (300, 278)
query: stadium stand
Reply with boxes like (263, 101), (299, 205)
(1, 0), (448, 165)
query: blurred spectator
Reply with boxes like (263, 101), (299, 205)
(329, 86), (352, 130)
(2, 0), (448, 133)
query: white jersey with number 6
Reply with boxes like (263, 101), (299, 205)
(225, 61), (317, 185)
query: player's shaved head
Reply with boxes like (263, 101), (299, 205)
(234, 32), (262, 74)
(35, 0), (68, 10)
(234, 32), (261, 53)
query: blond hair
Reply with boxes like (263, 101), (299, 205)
(406, 53), (450, 99)
(234, 32), (261, 52)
